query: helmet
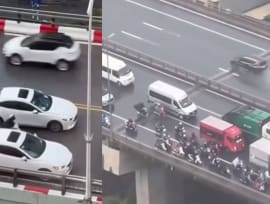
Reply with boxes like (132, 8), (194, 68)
(178, 121), (183, 126)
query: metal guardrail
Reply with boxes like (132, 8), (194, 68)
(164, 0), (270, 38)
(102, 128), (270, 204)
(0, 165), (102, 196)
(103, 40), (270, 113)
(0, 6), (102, 29)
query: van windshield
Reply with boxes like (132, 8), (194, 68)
(118, 67), (131, 76)
(179, 97), (192, 108)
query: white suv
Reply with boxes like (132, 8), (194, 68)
(2, 33), (81, 71)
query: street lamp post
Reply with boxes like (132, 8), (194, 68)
(85, 0), (94, 203)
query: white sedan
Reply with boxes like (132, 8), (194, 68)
(0, 87), (78, 132)
(0, 128), (73, 175)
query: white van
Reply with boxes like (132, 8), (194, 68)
(102, 53), (135, 86)
(147, 80), (197, 118)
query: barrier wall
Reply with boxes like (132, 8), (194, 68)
(0, 181), (102, 204)
(0, 19), (102, 44)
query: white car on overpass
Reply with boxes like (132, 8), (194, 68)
(0, 128), (73, 175)
(0, 87), (78, 132)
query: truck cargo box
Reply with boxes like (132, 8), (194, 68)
(249, 138), (270, 169)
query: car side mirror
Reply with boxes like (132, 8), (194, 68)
(32, 110), (38, 114)
(22, 156), (28, 162)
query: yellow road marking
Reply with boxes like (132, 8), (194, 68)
(75, 103), (102, 112)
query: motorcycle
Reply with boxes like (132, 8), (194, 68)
(155, 138), (172, 153)
(232, 157), (245, 176)
(210, 157), (231, 178)
(102, 112), (111, 128)
(155, 122), (167, 138)
(125, 120), (138, 136)
(248, 169), (266, 192)
(134, 102), (148, 119)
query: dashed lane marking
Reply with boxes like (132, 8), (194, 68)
(218, 67), (230, 72)
(107, 33), (115, 38)
(126, 0), (266, 51)
(232, 72), (240, 77)
(121, 30), (160, 46)
(121, 30), (142, 40)
(143, 22), (163, 31)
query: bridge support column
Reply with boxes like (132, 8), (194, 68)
(136, 166), (186, 204)
(135, 168), (150, 204)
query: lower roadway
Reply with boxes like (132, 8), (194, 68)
(0, 34), (102, 179)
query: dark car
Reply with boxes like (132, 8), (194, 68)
(230, 56), (268, 72)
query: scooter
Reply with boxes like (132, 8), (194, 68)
(125, 120), (138, 136)
(102, 113), (111, 128)
(1, 115), (19, 129)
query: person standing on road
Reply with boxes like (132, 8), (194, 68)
(31, 0), (41, 21)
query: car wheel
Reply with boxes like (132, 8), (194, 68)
(9, 54), (22, 66)
(56, 60), (70, 71)
(48, 121), (63, 132)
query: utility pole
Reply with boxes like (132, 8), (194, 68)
(85, 0), (94, 203)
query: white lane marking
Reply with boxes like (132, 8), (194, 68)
(163, 30), (181, 38)
(160, 0), (270, 41)
(104, 50), (194, 85)
(143, 21), (181, 38)
(143, 21), (163, 31)
(197, 105), (222, 117)
(206, 89), (245, 105)
(107, 33), (115, 38)
(232, 72), (240, 77)
(126, 0), (266, 51)
(121, 30), (160, 46)
(218, 67), (229, 72)
(121, 30), (142, 40)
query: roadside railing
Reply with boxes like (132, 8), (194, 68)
(103, 40), (270, 113)
(0, 165), (102, 196)
(0, 6), (102, 29)
(162, 0), (270, 38)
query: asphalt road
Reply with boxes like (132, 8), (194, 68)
(103, 51), (270, 198)
(104, 0), (270, 100)
(0, 34), (102, 180)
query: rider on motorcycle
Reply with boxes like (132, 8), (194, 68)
(126, 119), (135, 130)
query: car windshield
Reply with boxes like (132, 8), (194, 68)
(31, 90), (52, 111)
(21, 35), (37, 47)
(118, 67), (131, 76)
(228, 136), (243, 144)
(20, 134), (46, 158)
(179, 97), (192, 108)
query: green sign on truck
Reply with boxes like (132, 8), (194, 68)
(222, 106), (270, 143)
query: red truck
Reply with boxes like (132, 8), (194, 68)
(200, 116), (245, 152)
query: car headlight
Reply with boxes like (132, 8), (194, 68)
(52, 165), (66, 170)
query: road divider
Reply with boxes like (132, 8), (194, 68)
(103, 40), (270, 113)
(76, 103), (102, 112)
(0, 19), (102, 44)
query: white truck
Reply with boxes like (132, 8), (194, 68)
(249, 138), (270, 169)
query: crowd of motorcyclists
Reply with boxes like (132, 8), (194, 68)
(102, 102), (270, 192)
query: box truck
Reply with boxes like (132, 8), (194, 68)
(200, 116), (245, 152)
(222, 106), (270, 143)
(249, 138), (270, 169)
